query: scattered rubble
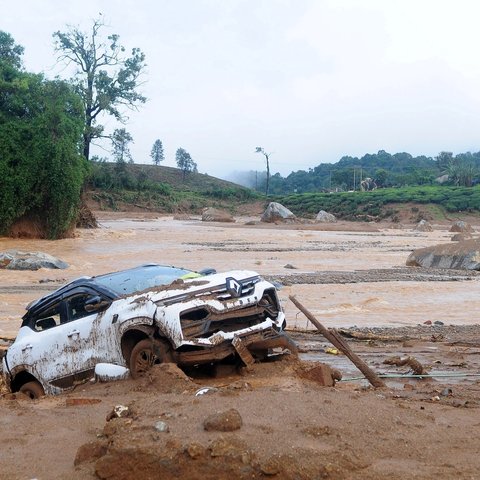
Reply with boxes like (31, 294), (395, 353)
(414, 219), (433, 232)
(201, 207), (235, 222)
(450, 220), (474, 233)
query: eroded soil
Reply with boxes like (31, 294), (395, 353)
(1, 213), (480, 479)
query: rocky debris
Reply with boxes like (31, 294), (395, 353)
(260, 202), (296, 223)
(74, 441), (108, 466)
(296, 362), (342, 386)
(173, 213), (193, 221)
(283, 263), (297, 269)
(0, 250), (68, 270)
(406, 239), (480, 271)
(201, 207), (235, 223)
(76, 204), (98, 229)
(450, 220), (474, 233)
(106, 405), (131, 421)
(414, 219), (433, 232)
(315, 210), (337, 223)
(203, 408), (243, 432)
(451, 233), (473, 242)
(266, 266), (479, 286)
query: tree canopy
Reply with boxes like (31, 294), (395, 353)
(0, 32), (87, 238)
(53, 17), (146, 160)
(151, 139), (164, 165)
(175, 148), (197, 180)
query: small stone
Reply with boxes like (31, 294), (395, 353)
(154, 421), (169, 432)
(283, 264), (297, 269)
(204, 409), (243, 432)
(186, 442), (206, 459)
(434, 320), (444, 326)
(423, 320), (432, 325)
(260, 457), (281, 475)
(440, 388), (453, 397)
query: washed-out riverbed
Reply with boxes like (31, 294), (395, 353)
(1, 213), (480, 480)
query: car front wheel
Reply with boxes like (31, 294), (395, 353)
(129, 338), (173, 379)
(19, 380), (45, 399)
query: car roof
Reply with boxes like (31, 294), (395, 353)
(24, 264), (191, 316)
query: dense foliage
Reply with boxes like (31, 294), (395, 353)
(276, 186), (480, 220)
(0, 32), (86, 238)
(242, 150), (480, 195)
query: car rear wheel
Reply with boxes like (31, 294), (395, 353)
(19, 380), (45, 399)
(129, 338), (173, 379)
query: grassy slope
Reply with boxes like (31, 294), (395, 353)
(86, 164), (480, 221)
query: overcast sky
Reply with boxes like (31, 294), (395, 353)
(3, 0), (480, 177)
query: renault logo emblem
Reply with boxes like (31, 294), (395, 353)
(225, 277), (242, 297)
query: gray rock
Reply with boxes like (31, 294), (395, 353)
(451, 233), (472, 242)
(0, 250), (68, 270)
(406, 239), (480, 270)
(414, 220), (433, 232)
(449, 221), (474, 233)
(315, 210), (337, 223)
(203, 408), (243, 432)
(201, 208), (235, 223)
(154, 421), (169, 432)
(261, 202), (296, 223)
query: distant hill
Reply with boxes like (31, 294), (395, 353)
(85, 162), (260, 213)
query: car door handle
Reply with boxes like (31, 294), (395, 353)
(21, 344), (33, 352)
(67, 330), (80, 338)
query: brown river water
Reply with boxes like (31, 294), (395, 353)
(1, 213), (479, 337)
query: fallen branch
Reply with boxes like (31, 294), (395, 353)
(338, 329), (408, 342)
(289, 295), (386, 388)
(383, 356), (426, 375)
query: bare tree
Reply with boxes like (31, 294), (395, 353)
(255, 147), (272, 196)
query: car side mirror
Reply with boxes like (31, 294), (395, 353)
(85, 296), (111, 312)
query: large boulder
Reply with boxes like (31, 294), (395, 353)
(0, 250), (68, 270)
(406, 239), (480, 270)
(261, 202), (296, 223)
(315, 210), (337, 223)
(201, 208), (235, 223)
(450, 221), (474, 233)
(414, 220), (433, 232)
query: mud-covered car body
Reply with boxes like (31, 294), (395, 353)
(3, 264), (294, 395)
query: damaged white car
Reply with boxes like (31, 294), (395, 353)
(2, 264), (296, 398)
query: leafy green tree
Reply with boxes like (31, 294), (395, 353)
(175, 148), (197, 180)
(374, 168), (388, 188)
(0, 31), (24, 69)
(53, 17), (146, 160)
(0, 37), (86, 238)
(111, 128), (134, 164)
(150, 139), (164, 165)
(436, 151), (453, 173)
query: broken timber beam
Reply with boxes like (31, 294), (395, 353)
(289, 295), (386, 388)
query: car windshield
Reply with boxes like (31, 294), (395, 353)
(94, 265), (195, 295)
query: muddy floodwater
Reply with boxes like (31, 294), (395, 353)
(1, 213), (479, 337)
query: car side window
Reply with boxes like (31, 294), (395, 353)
(66, 293), (102, 321)
(33, 303), (62, 331)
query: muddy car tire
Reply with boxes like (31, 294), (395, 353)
(129, 338), (173, 379)
(19, 381), (45, 399)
